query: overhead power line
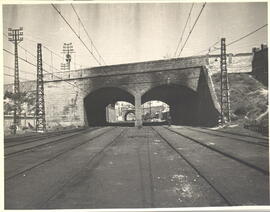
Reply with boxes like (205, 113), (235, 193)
(51, 4), (103, 66)
(4, 33), (62, 73)
(4, 73), (30, 81)
(5, 32), (85, 70)
(71, 4), (106, 65)
(205, 40), (220, 54)
(3, 48), (85, 92)
(174, 3), (194, 57)
(4, 33), (37, 59)
(22, 35), (65, 62)
(4, 48), (39, 68)
(208, 24), (268, 54)
(227, 24), (268, 47)
(4, 65), (36, 76)
(193, 39), (220, 56)
(43, 44), (85, 69)
(178, 3), (207, 57)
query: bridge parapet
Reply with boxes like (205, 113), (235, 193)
(43, 53), (252, 82)
(86, 55), (208, 76)
(44, 55), (208, 82)
(207, 53), (252, 74)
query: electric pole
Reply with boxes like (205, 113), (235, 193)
(36, 43), (46, 132)
(61, 43), (75, 78)
(149, 101), (152, 119)
(8, 27), (23, 134)
(220, 38), (231, 124)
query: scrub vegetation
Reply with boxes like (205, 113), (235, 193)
(211, 72), (268, 135)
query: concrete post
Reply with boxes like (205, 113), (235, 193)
(135, 93), (142, 127)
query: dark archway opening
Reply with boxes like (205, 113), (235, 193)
(142, 84), (198, 126)
(124, 110), (135, 121)
(84, 87), (134, 126)
(142, 101), (170, 125)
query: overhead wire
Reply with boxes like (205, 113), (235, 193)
(4, 6), (267, 91)
(43, 44), (86, 69)
(173, 3), (194, 57)
(71, 4), (106, 65)
(5, 32), (86, 70)
(4, 32), (88, 92)
(3, 33), (62, 73)
(51, 4), (103, 66)
(23, 35), (64, 63)
(4, 48), (36, 67)
(3, 48), (86, 92)
(208, 24), (268, 54)
(178, 2), (207, 57)
(194, 39), (220, 56)
(226, 24), (268, 47)
(4, 73), (32, 81)
(4, 65), (36, 76)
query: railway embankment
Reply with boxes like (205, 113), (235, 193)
(211, 72), (268, 136)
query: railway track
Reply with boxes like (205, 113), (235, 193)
(39, 128), (126, 208)
(5, 126), (268, 208)
(5, 127), (99, 157)
(163, 126), (268, 176)
(146, 128), (155, 207)
(151, 126), (232, 206)
(5, 128), (88, 148)
(185, 127), (268, 147)
(5, 128), (87, 144)
(5, 127), (116, 181)
(201, 127), (268, 142)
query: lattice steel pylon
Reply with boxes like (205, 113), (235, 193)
(220, 38), (231, 124)
(36, 43), (46, 132)
(8, 27), (23, 134)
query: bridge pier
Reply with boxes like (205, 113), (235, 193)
(135, 94), (142, 127)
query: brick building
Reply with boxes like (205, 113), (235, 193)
(252, 45), (268, 87)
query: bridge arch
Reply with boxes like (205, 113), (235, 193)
(123, 110), (135, 121)
(142, 84), (198, 125)
(84, 87), (134, 126)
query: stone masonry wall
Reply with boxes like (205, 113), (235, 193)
(4, 53), (252, 128)
(43, 55), (208, 82)
(4, 80), (36, 93)
(43, 53), (253, 82)
(44, 81), (85, 128)
(251, 46), (268, 86)
(43, 66), (202, 127)
(207, 53), (252, 74)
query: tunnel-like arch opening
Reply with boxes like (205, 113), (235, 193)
(114, 101), (135, 122)
(124, 110), (135, 121)
(84, 87), (134, 126)
(142, 84), (199, 126)
(142, 101), (170, 124)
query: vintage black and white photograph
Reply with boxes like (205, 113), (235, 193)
(2, 1), (269, 210)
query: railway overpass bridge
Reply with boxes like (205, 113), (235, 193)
(121, 109), (135, 121)
(43, 56), (220, 128)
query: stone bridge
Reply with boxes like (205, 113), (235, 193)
(122, 109), (135, 121)
(43, 56), (221, 127)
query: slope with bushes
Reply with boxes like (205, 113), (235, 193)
(211, 72), (268, 135)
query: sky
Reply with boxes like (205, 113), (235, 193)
(3, 2), (268, 84)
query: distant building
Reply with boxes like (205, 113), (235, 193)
(106, 104), (116, 122)
(251, 44), (268, 87)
